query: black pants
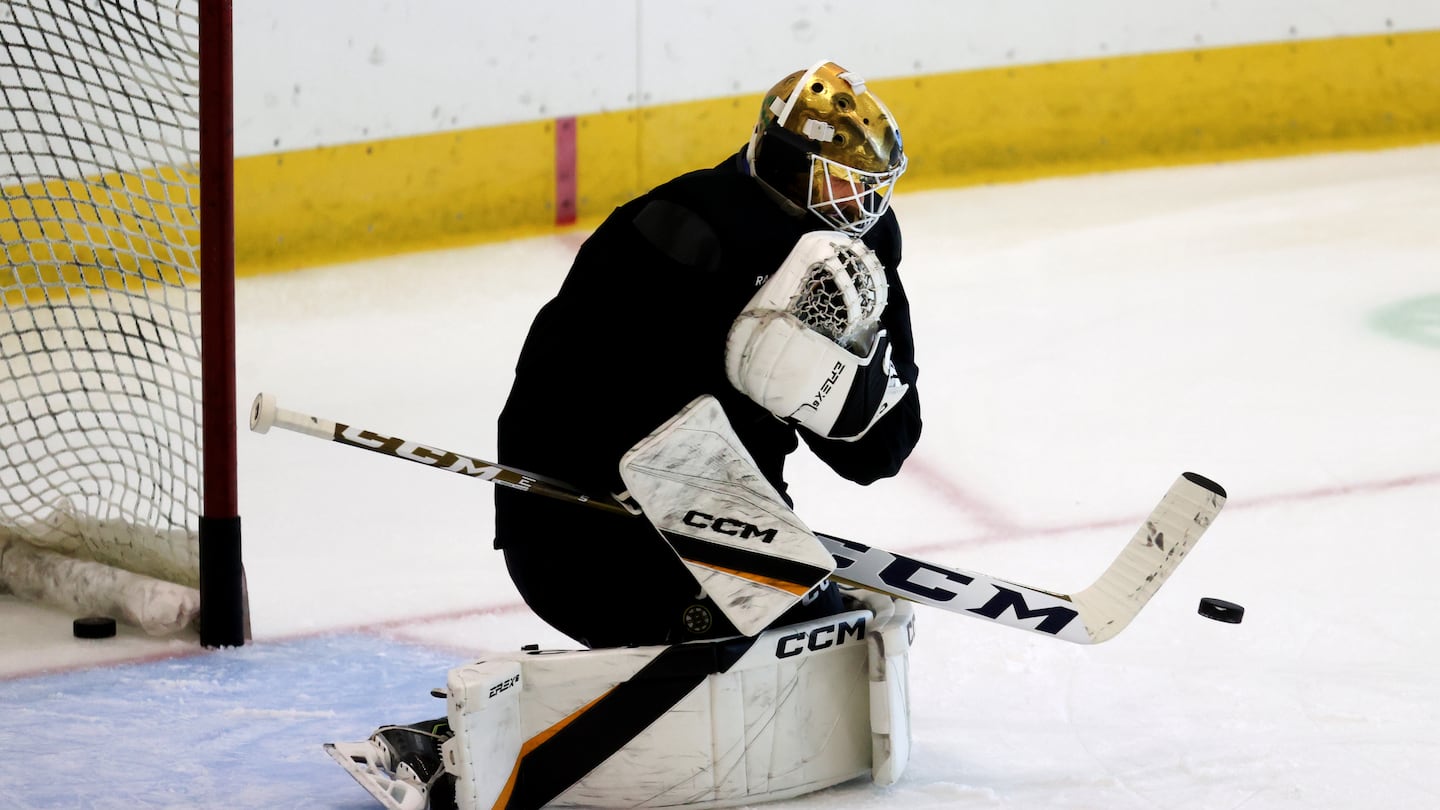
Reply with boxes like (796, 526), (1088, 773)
(499, 500), (843, 648)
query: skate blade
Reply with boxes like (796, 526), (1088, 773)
(324, 741), (429, 810)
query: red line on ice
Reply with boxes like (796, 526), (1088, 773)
(901, 469), (1440, 558)
(5, 470), (1436, 679)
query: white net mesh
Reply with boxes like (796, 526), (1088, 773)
(1, 0), (203, 589)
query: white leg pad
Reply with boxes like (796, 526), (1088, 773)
(863, 594), (915, 786)
(444, 607), (895, 808)
(441, 659), (523, 810)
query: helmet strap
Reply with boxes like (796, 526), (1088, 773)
(752, 123), (819, 215)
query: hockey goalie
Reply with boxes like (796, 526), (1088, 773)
(326, 395), (919, 810)
(327, 59), (923, 809)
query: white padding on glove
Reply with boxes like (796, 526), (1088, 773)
(726, 232), (909, 441)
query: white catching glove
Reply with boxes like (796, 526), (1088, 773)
(725, 231), (910, 441)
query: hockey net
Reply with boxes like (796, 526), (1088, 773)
(1, 0), (241, 639)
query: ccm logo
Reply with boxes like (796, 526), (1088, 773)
(826, 536), (1079, 635)
(682, 510), (777, 544)
(336, 425), (536, 490)
(809, 361), (846, 409)
(776, 616), (866, 658)
(488, 675), (520, 698)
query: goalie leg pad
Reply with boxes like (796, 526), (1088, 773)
(856, 590), (916, 786)
(442, 660), (524, 810)
(443, 605), (897, 809)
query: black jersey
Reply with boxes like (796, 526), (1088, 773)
(492, 150), (921, 645)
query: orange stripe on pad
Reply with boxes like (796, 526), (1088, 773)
(683, 559), (816, 596)
(491, 689), (614, 810)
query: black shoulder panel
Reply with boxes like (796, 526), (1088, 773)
(632, 199), (722, 272)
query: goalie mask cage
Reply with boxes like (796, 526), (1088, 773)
(0, 0), (245, 646)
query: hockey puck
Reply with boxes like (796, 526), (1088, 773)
(73, 616), (117, 639)
(1198, 598), (1244, 624)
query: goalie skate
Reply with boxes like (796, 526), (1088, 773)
(324, 721), (454, 810)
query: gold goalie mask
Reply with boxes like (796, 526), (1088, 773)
(746, 60), (907, 237)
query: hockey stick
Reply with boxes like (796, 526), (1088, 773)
(248, 393), (632, 516)
(250, 393), (1225, 644)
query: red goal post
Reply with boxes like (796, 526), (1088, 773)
(0, 0), (246, 646)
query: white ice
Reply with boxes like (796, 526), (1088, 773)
(3, 145), (1440, 808)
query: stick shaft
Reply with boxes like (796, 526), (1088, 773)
(249, 392), (1223, 643)
(249, 392), (630, 515)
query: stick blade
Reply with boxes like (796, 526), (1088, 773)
(1071, 472), (1227, 643)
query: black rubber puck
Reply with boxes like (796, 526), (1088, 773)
(1198, 598), (1244, 624)
(73, 616), (117, 639)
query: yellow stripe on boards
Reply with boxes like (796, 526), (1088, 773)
(234, 29), (1435, 274)
(6, 30), (1436, 280)
(1, 169), (199, 305)
(630, 93), (759, 202)
(234, 119), (557, 276)
(571, 108), (643, 230)
(885, 28), (1440, 190)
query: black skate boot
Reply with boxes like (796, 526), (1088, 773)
(374, 719), (447, 781)
(374, 719), (457, 809)
(326, 717), (457, 809)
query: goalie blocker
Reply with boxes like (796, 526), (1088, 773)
(328, 588), (915, 810)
